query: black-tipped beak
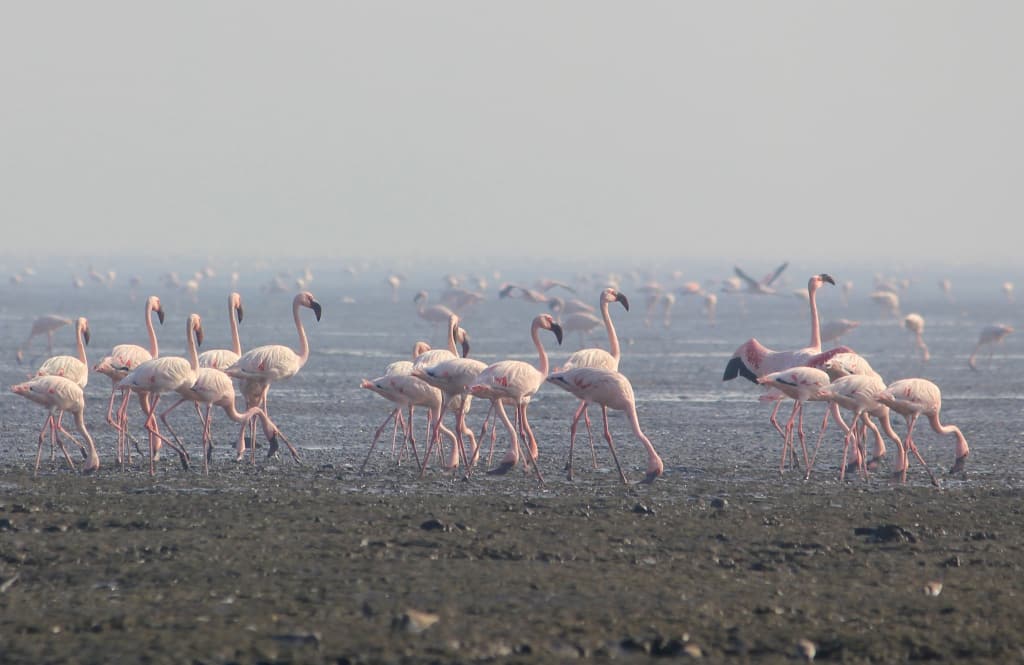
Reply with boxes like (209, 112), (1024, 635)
(83, 328), (91, 345)
(460, 337), (471, 358)
(498, 285), (515, 299)
(236, 305), (244, 323)
(616, 292), (630, 311)
(551, 322), (564, 345)
(311, 300), (323, 321)
(821, 274), (836, 285)
(156, 307), (165, 324)
(195, 326), (204, 347)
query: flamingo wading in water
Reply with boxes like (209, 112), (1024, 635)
(11, 375), (101, 476)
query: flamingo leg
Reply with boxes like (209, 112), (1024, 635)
(361, 408), (401, 473)
(598, 405), (629, 484)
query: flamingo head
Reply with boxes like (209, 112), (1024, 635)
(189, 313), (204, 347)
(412, 341), (432, 358)
(809, 273), (836, 293)
(76, 317), (91, 346)
(231, 292), (244, 322)
(413, 290), (428, 304)
(535, 313), (564, 345)
(297, 291), (322, 321)
(146, 296), (165, 324)
(608, 288), (630, 311)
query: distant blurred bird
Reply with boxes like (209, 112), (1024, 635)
(903, 313), (930, 362)
(16, 314), (72, 364)
(968, 324), (1014, 370)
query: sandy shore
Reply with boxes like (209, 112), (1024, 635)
(1, 450), (1022, 664)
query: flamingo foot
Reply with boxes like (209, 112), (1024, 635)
(865, 453), (886, 471)
(639, 470), (661, 484)
(949, 454), (968, 475)
(266, 436), (279, 459)
(486, 461), (516, 475)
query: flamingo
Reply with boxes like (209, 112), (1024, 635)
(557, 288), (629, 469)
(546, 367), (663, 484)
(225, 291), (321, 457)
(469, 313), (563, 477)
(498, 283), (550, 304)
(35, 317), (90, 386)
(414, 290), (456, 327)
(903, 313), (930, 362)
(723, 273), (851, 443)
(876, 378), (967, 484)
(11, 375), (101, 475)
(16, 314), (72, 364)
(756, 367), (832, 476)
(96, 295), (164, 461)
(820, 319), (860, 344)
(414, 355), (487, 473)
(820, 352), (898, 468)
(117, 313), (203, 474)
(968, 324), (1014, 370)
(733, 262), (789, 295)
(812, 374), (900, 481)
(198, 292), (244, 370)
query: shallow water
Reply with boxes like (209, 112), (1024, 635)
(1, 259), (1021, 489)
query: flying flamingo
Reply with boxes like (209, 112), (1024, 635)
(469, 313), (563, 477)
(968, 324), (1014, 370)
(225, 291), (322, 458)
(95, 295), (164, 462)
(556, 288), (629, 469)
(723, 273), (851, 444)
(117, 313), (203, 474)
(755, 366), (832, 477)
(903, 313), (930, 362)
(198, 292), (244, 370)
(546, 367), (663, 484)
(733, 262), (789, 295)
(876, 378), (967, 484)
(16, 314), (72, 364)
(11, 375), (101, 476)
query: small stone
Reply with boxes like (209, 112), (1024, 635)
(796, 638), (816, 661)
(710, 497), (728, 509)
(923, 581), (943, 596)
(683, 643), (703, 658)
(396, 608), (440, 633)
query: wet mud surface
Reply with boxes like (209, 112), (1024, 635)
(2, 452), (1023, 664)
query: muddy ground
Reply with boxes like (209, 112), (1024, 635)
(1, 449), (1022, 665)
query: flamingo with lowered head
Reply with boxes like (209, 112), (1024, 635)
(470, 313), (563, 477)
(968, 323), (1014, 370)
(16, 314), (72, 364)
(755, 366), (832, 477)
(11, 375), (101, 475)
(876, 378), (966, 484)
(546, 366), (663, 484)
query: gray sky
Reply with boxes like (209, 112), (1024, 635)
(2, 2), (1021, 266)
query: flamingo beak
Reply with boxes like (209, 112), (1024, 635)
(460, 335), (471, 358)
(83, 327), (91, 345)
(616, 292), (630, 311)
(311, 300), (323, 321)
(821, 274), (836, 285)
(156, 307), (165, 325)
(236, 305), (244, 323)
(551, 322), (564, 345)
(195, 326), (204, 347)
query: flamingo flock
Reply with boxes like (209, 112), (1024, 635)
(7, 262), (1012, 490)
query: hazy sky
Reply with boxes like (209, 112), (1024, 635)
(2, 2), (1021, 266)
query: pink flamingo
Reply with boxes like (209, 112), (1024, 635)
(11, 375), (101, 475)
(470, 313), (563, 477)
(820, 319), (860, 344)
(95, 295), (164, 461)
(876, 378), (966, 484)
(733, 262), (789, 295)
(812, 374), (900, 481)
(225, 291), (321, 457)
(34, 317), (91, 387)
(968, 324), (1014, 370)
(414, 290), (456, 327)
(903, 313), (930, 362)
(546, 367), (663, 484)
(756, 367), (832, 477)
(820, 353), (898, 468)
(557, 288), (629, 469)
(414, 355), (487, 473)
(723, 273), (851, 441)
(15, 314), (71, 364)
(360, 360), (418, 467)
(117, 313), (203, 474)
(198, 291), (244, 369)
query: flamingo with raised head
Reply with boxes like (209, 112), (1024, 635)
(876, 378), (966, 485)
(12, 375), (101, 475)
(546, 367), (663, 484)
(117, 313), (203, 474)
(225, 291), (321, 457)
(470, 313), (563, 477)
(968, 324), (1014, 370)
(723, 273), (851, 442)
(557, 288), (629, 468)
(198, 292), (244, 370)
(15, 314), (72, 364)
(34, 317), (91, 387)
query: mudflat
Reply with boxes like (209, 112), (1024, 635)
(1, 450), (1021, 665)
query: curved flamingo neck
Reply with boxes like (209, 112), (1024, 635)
(292, 297), (310, 367)
(807, 281), (822, 351)
(229, 297), (242, 356)
(531, 321), (550, 377)
(445, 316), (458, 355)
(146, 301), (160, 358)
(75, 320), (88, 366)
(601, 298), (621, 362)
